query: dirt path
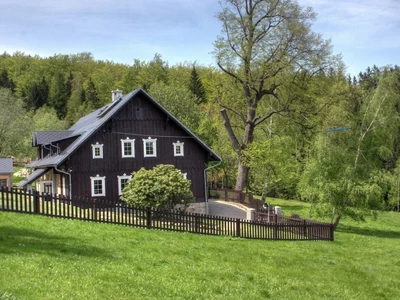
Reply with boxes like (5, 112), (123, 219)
(208, 200), (247, 219)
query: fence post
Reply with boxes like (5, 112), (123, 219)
(273, 222), (278, 240)
(330, 224), (334, 241)
(303, 219), (307, 237)
(0, 187), (4, 210)
(146, 207), (152, 229)
(195, 213), (200, 233)
(33, 191), (40, 214)
(92, 199), (97, 221)
(235, 218), (241, 237)
(247, 208), (255, 221)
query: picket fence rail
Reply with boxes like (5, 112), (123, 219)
(0, 187), (334, 241)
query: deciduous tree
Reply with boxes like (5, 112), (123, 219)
(298, 70), (400, 226)
(0, 88), (31, 157)
(213, 0), (335, 191)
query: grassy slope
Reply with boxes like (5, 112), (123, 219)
(0, 201), (399, 300)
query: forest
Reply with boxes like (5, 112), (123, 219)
(1, 1), (399, 224)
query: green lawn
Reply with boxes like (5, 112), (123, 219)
(0, 201), (399, 299)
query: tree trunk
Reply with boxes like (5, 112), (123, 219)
(235, 160), (249, 191)
(333, 214), (341, 231)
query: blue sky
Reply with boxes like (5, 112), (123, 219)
(1, 0), (399, 77)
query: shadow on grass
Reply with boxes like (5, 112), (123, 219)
(0, 226), (112, 259)
(279, 205), (307, 211)
(336, 224), (400, 239)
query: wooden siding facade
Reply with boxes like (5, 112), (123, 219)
(58, 93), (211, 202)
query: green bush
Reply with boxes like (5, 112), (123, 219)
(121, 164), (194, 209)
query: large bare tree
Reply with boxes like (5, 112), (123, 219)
(214, 0), (335, 191)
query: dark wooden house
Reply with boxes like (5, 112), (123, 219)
(0, 158), (13, 188)
(19, 89), (221, 212)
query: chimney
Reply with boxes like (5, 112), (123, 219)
(112, 89), (123, 102)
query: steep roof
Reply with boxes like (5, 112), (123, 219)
(30, 88), (221, 169)
(0, 158), (13, 174)
(33, 131), (77, 146)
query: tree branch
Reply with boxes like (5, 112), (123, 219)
(220, 108), (242, 153)
(254, 109), (282, 126)
(218, 102), (247, 124)
(217, 62), (245, 85)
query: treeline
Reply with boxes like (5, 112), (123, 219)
(1, 51), (399, 213)
(0, 51), (214, 157)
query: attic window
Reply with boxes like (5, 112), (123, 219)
(92, 142), (104, 159)
(121, 138), (135, 158)
(143, 137), (157, 157)
(173, 141), (184, 157)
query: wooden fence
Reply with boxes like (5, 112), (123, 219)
(210, 188), (334, 240)
(0, 187), (334, 241)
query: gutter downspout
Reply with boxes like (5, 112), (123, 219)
(54, 165), (72, 199)
(50, 143), (71, 199)
(204, 160), (222, 215)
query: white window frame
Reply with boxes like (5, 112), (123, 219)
(173, 141), (184, 157)
(117, 174), (132, 195)
(90, 175), (106, 197)
(121, 137), (135, 158)
(143, 137), (157, 157)
(92, 142), (104, 159)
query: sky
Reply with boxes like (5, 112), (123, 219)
(1, 0), (399, 77)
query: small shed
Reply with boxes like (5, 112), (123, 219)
(0, 158), (13, 188)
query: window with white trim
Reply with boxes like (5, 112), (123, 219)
(118, 174), (131, 195)
(121, 138), (135, 158)
(143, 137), (157, 157)
(173, 141), (184, 157)
(92, 142), (104, 159)
(90, 175), (106, 197)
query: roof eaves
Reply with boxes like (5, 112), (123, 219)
(17, 168), (48, 187)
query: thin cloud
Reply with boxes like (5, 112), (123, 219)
(299, 0), (400, 74)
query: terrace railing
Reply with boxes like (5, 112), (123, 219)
(0, 187), (334, 241)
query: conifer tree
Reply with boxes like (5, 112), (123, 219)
(49, 72), (68, 119)
(189, 65), (206, 104)
(86, 78), (101, 108)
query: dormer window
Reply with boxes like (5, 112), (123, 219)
(143, 137), (157, 157)
(121, 138), (135, 158)
(92, 142), (104, 159)
(173, 141), (184, 157)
